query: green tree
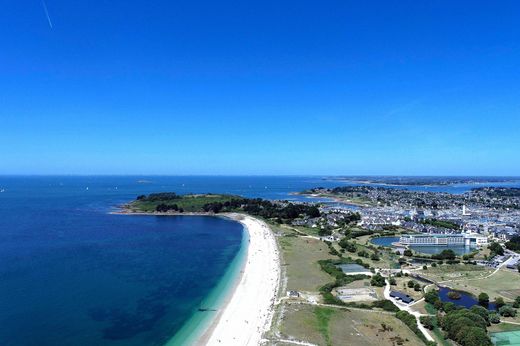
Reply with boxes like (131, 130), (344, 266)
(499, 305), (517, 317)
(488, 242), (504, 256)
(425, 290), (439, 304)
(443, 302), (456, 313)
(432, 249), (456, 260)
(370, 273), (385, 287)
(495, 297), (505, 308)
(478, 292), (489, 305)
(514, 296), (520, 308)
(420, 316), (434, 330)
(470, 305), (490, 324)
(457, 326), (493, 346)
(307, 206), (321, 218)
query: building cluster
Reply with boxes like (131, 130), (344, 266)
(399, 233), (488, 247)
(297, 186), (520, 244)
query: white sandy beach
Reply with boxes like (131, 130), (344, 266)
(199, 214), (280, 345)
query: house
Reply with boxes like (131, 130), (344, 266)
(390, 290), (414, 304)
(287, 290), (300, 298)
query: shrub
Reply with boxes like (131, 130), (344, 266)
(372, 300), (399, 312)
(495, 297), (505, 308)
(395, 311), (431, 344)
(514, 296), (520, 308)
(447, 291), (461, 300)
(489, 313), (500, 324)
(499, 305), (517, 317)
(420, 316), (434, 330)
(425, 290), (439, 305)
(371, 273), (386, 287)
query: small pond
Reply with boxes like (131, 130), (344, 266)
(438, 287), (496, 311)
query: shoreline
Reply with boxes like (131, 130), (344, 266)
(116, 208), (281, 345)
(293, 192), (370, 208)
(198, 213), (280, 345)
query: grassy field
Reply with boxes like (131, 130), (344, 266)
(341, 279), (372, 289)
(418, 263), (493, 282)
(444, 269), (520, 301)
(391, 277), (425, 301)
(278, 302), (424, 346)
(127, 193), (239, 212)
(285, 224), (322, 237)
(342, 243), (401, 270)
(273, 225), (337, 292)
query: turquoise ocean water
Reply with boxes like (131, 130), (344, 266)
(0, 176), (340, 346)
(1, 176), (516, 345)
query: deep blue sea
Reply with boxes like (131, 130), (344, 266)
(0, 176), (343, 346)
(0, 176), (515, 345)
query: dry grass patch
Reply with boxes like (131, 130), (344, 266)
(279, 303), (423, 346)
(445, 269), (520, 301)
(419, 264), (492, 282)
(275, 229), (336, 292)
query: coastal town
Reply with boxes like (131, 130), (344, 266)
(300, 186), (520, 242)
(264, 185), (520, 346)
(124, 186), (520, 346)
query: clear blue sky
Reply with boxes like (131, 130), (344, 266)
(1, 1), (519, 175)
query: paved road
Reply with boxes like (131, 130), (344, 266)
(383, 280), (435, 342)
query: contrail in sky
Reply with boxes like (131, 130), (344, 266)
(41, 0), (53, 28)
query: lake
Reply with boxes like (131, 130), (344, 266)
(438, 287), (497, 310)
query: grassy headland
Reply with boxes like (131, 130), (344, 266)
(126, 193), (240, 213)
(124, 192), (322, 222)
